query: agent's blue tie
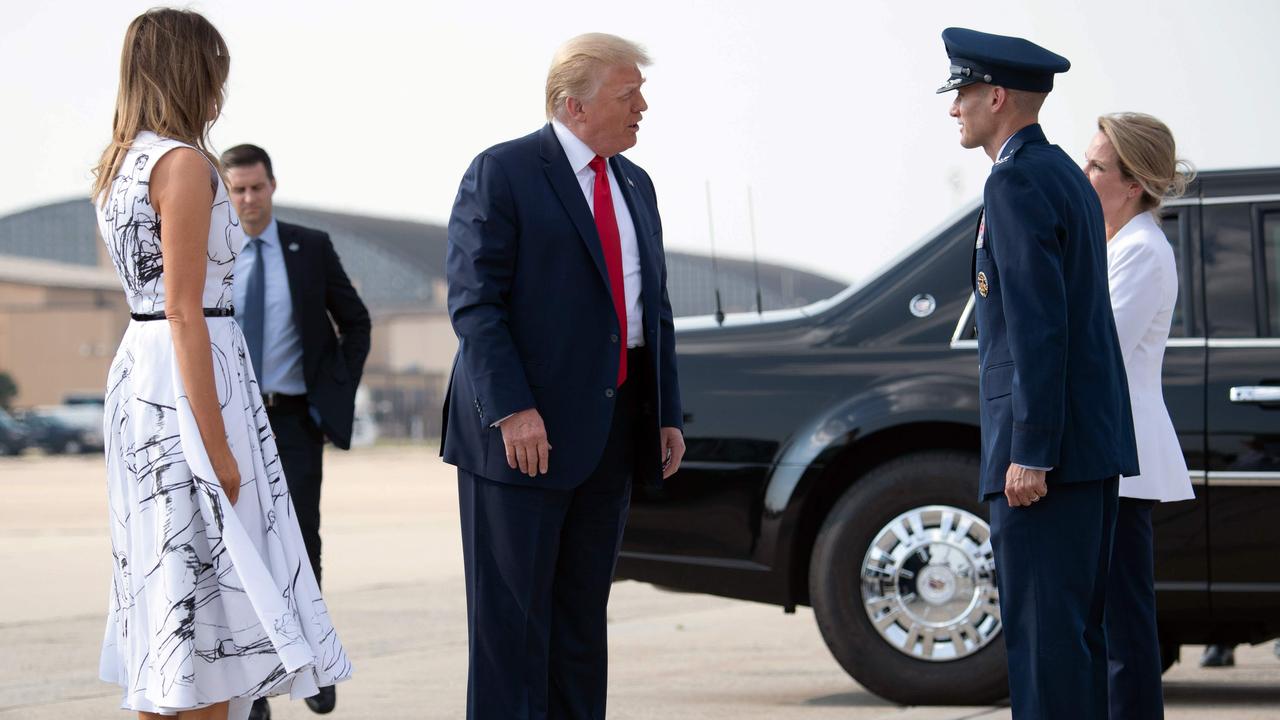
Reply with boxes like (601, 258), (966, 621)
(240, 237), (266, 383)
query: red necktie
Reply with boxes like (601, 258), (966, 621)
(589, 155), (628, 386)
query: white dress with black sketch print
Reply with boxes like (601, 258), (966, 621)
(95, 131), (351, 717)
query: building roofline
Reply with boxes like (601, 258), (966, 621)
(0, 254), (121, 291)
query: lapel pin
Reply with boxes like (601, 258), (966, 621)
(288, 242), (300, 252)
(627, 177), (635, 188)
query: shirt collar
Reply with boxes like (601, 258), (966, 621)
(994, 123), (1046, 165)
(996, 134), (1014, 162)
(551, 118), (600, 175)
(252, 217), (280, 247)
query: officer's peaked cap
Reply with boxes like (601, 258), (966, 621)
(937, 27), (1070, 94)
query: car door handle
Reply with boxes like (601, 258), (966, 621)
(1229, 386), (1280, 403)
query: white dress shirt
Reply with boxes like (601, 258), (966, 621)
(1107, 211), (1194, 502)
(551, 119), (645, 348)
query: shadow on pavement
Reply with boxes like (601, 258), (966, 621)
(801, 691), (903, 708)
(1165, 681), (1280, 706)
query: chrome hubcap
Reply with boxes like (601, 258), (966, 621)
(860, 505), (1001, 662)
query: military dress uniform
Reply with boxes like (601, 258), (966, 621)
(938, 28), (1140, 719)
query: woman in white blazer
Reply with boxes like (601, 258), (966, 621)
(1083, 112), (1195, 720)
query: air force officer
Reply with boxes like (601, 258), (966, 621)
(938, 28), (1140, 719)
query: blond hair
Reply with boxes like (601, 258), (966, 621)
(91, 8), (230, 205)
(1098, 112), (1196, 211)
(545, 33), (650, 121)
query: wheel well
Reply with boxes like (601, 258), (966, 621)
(787, 422), (980, 607)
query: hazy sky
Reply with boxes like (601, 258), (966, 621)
(3, 0), (1278, 283)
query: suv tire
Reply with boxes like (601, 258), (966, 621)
(809, 450), (1009, 705)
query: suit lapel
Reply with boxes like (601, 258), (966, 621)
(278, 221), (307, 320)
(539, 125), (610, 291)
(971, 208), (983, 292)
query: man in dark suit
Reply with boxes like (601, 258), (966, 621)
(442, 33), (684, 720)
(223, 144), (371, 719)
(938, 28), (1139, 719)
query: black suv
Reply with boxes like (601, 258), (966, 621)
(616, 168), (1280, 705)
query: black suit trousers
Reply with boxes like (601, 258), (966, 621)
(269, 405), (326, 587)
(458, 371), (641, 720)
(1105, 498), (1164, 720)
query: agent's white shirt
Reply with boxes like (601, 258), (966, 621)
(551, 119), (644, 348)
(1107, 211), (1194, 502)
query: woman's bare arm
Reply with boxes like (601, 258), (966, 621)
(151, 148), (240, 505)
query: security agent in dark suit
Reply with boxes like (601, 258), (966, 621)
(938, 28), (1139, 719)
(442, 33), (684, 720)
(223, 144), (371, 719)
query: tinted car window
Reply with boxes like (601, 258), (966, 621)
(1203, 204), (1256, 337)
(1158, 208), (1189, 338)
(1263, 211), (1280, 337)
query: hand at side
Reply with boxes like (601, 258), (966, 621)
(1004, 464), (1047, 507)
(500, 408), (551, 477)
(210, 452), (241, 505)
(660, 427), (685, 479)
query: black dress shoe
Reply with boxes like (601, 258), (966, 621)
(248, 697), (271, 720)
(1200, 644), (1236, 667)
(305, 685), (336, 714)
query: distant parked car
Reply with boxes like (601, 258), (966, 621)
(0, 408), (29, 455)
(34, 404), (105, 452)
(62, 393), (106, 407)
(19, 411), (94, 454)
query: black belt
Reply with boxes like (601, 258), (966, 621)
(262, 392), (308, 411)
(130, 307), (235, 321)
(621, 347), (648, 387)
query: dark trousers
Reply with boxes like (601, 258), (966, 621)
(1105, 498), (1163, 720)
(988, 477), (1119, 720)
(268, 404), (325, 587)
(458, 379), (638, 720)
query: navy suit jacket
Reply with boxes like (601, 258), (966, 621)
(973, 124), (1139, 497)
(441, 124), (682, 489)
(277, 221), (371, 450)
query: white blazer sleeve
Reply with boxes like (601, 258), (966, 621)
(1107, 241), (1162, 363)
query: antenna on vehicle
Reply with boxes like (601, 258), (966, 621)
(705, 180), (725, 325)
(747, 185), (763, 316)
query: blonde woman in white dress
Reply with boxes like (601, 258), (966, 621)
(91, 9), (351, 719)
(1083, 112), (1194, 720)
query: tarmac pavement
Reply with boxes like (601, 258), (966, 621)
(2, 447), (1277, 719)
